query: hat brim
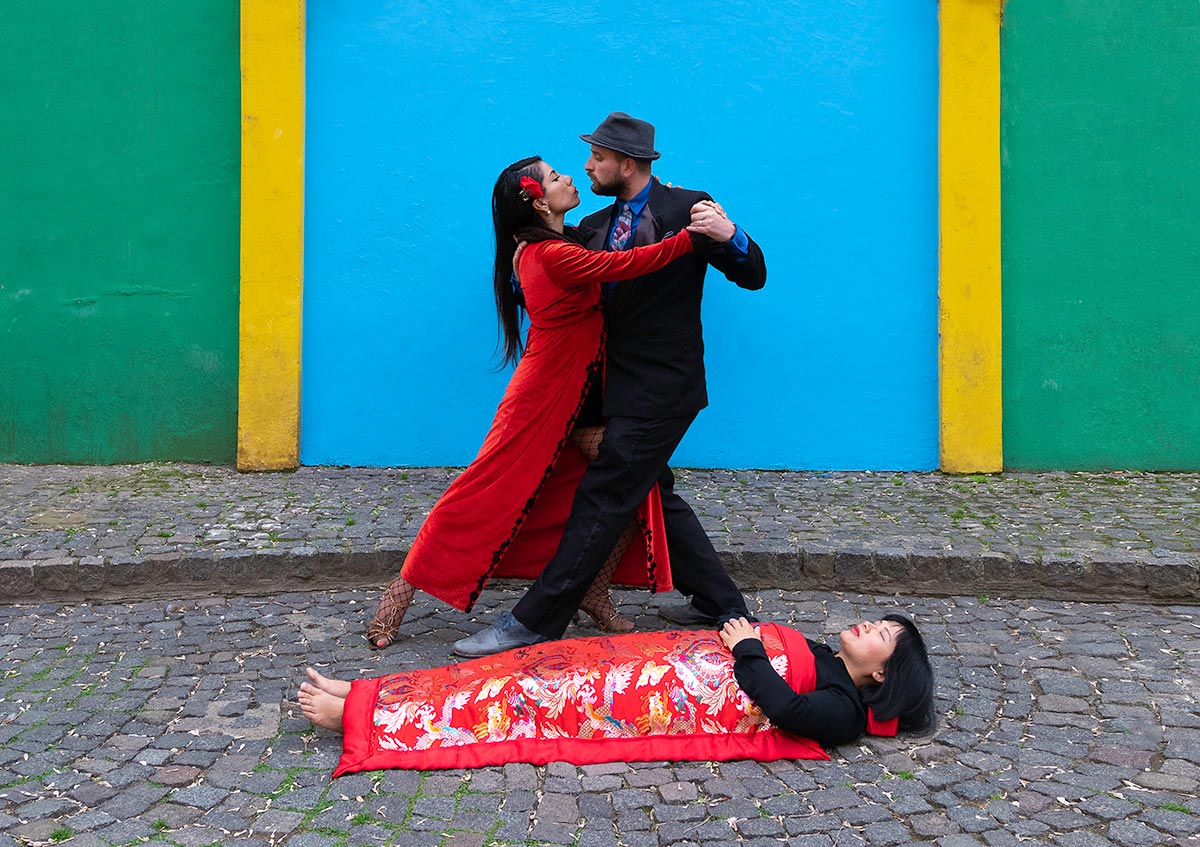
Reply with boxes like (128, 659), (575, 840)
(579, 133), (661, 161)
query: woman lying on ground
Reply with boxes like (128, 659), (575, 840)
(367, 157), (731, 649)
(299, 614), (936, 774)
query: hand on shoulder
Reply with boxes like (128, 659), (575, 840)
(512, 240), (529, 278)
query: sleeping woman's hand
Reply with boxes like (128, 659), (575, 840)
(720, 617), (762, 651)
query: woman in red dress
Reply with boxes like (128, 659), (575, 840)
(300, 614), (936, 772)
(367, 157), (718, 649)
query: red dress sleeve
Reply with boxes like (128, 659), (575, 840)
(531, 230), (696, 287)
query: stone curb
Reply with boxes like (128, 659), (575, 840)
(3, 544), (1196, 604)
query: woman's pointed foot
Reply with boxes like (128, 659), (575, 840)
(368, 624), (397, 651)
(305, 667), (351, 699)
(298, 682), (345, 732)
(367, 576), (415, 651)
(578, 596), (636, 634)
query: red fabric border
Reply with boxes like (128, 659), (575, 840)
(336, 722), (824, 774)
(335, 677), (383, 778)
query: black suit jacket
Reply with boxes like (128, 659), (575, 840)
(577, 180), (767, 418)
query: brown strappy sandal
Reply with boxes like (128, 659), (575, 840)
(577, 595), (636, 634)
(366, 575), (415, 651)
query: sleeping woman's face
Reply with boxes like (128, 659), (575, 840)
(837, 619), (904, 674)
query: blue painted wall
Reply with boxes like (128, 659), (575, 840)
(302, 0), (938, 470)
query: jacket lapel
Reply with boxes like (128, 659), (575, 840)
(585, 213), (610, 251)
(632, 205), (659, 247)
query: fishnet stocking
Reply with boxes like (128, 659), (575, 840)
(571, 426), (637, 633)
(571, 425), (606, 462)
(367, 574), (416, 651)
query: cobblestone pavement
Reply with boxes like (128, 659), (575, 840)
(1, 587), (1197, 847)
(2, 466), (1198, 603)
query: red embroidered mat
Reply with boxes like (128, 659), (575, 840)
(335, 625), (826, 774)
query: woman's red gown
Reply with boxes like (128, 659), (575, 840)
(401, 230), (698, 612)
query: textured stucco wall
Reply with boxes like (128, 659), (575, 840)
(1001, 1), (1200, 469)
(301, 0), (939, 470)
(0, 2), (240, 463)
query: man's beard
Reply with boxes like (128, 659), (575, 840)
(590, 173), (628, 197)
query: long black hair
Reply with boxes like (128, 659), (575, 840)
(859, 613), (936, 733)
(491, 156), (546, 368)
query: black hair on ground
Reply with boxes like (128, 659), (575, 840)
(859, 613), (936, 733)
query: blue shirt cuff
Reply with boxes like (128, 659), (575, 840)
(726, 225), (749, 258)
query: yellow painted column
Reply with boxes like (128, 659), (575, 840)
(238, 0), (305, 470)
(939, 0), (1004, 472)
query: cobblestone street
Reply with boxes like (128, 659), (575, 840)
(1, 586), (1197, 846)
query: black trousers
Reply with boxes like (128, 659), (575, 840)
(513, 414), (750, 638)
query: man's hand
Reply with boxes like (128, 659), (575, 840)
(687, 201), (736, 242)
(720, 617), (762, 651)
(512, 240), (529, 279)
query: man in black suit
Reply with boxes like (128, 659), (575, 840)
(455, 112), (767, 656)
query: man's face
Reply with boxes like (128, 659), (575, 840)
(584, 145), (628, 197)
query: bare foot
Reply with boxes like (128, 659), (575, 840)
(305, 667), (351, 699)
(298, 682), (345, 732)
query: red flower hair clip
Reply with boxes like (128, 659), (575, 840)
(518, 175), (544, 202)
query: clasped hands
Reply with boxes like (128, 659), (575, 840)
(686, 199), (736, 242)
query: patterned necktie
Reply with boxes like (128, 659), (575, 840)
(609, 203), (634, 251)
(605, 204), (634, 301)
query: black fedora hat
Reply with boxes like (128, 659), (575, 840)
(579, 112), (661, 161)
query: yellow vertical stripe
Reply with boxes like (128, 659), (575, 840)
(939, 0), (1004, 472)
(238, 1), (305, 470)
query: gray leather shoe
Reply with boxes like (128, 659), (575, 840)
(656, 601), (718, 627)
(453, 611), (548, 658)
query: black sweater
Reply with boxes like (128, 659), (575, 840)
(731, 638), (866, 746)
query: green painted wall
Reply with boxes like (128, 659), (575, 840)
(1001, 1), (1200, 469)
(0, 3), (239, 463)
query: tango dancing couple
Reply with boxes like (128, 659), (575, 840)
(368, 111), (767, 654)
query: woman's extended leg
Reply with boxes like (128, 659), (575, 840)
(298, 682), (346, 732)
(579, 522), (638, 633)
(571, 426), (637, 634)
(366, 573), (417, 651)
(306, 667), (351, 699)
